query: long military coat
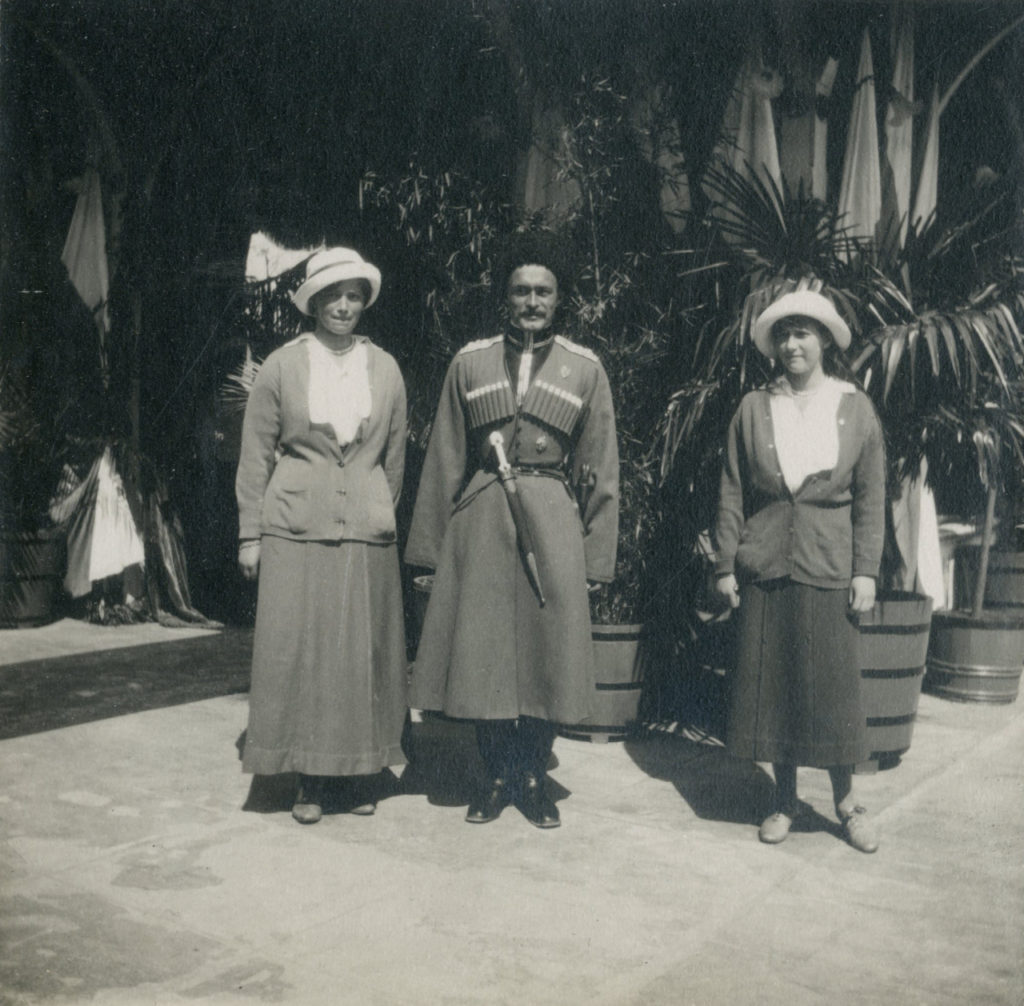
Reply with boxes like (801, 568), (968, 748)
(405, 330), (619, 723)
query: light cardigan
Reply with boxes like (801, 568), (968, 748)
(714, 383), (885, 588)
(236, 336), (406, 544)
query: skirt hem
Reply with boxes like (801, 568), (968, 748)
(242, 743), (407, 778)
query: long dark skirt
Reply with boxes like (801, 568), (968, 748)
(242, 536), (408, 777)
(726, 578), (868, 767)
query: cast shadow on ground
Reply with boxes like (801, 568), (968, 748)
(240, 768), (406, 816)
(236, 716), (569, 815)
(396, 713), (569, 808)
(235, 728), (405, 816)
(624, 733), (841, 838)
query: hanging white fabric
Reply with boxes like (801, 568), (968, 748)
(838, 29), (882, 257)
(61, 167), (110, 380)
(517, 99), (581, 214)
(891, 458), (946, 608)
(245, 231), (325, 282)
(51, 446), (146, 599)
(911, 83), (940, 230)
(883, 4), (918, 250)
(705, 49), (783, 200)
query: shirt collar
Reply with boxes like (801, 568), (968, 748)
(505, 328), (555, 352)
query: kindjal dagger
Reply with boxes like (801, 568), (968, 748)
(488, 430), (546, 607)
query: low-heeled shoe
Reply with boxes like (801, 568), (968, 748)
(840, 805), (880, 854)
(516, 773), (560, 829)
(466, 778), (512, 824)
(340, 776), (377, 816)
(292, 777), (324, 825)
(758, 809), (797, 844)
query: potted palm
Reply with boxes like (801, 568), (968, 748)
(0, 358), (69, 627)
(851, 189), (1024, 705)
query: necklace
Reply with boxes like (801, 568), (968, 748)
(319, 339), (356, 356)
(787, 376), (826, 397)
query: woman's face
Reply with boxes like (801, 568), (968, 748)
(507, 265), (560, 333)
(771, 317), (828, 378)
(313, 280), (366, 337)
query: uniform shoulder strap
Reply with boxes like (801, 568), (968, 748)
(457, 335), (503, 356)
(554, 335), (599, 364)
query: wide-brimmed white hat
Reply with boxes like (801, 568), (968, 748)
(752, 290), (851, 358)
(292, 247), (381, 315)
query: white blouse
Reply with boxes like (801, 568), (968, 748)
(304, 335), (371, 446)
(769, 375), (857, 494)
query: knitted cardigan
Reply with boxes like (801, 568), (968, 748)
(236, 336), (406, 544)
(713, 385), (885, 588)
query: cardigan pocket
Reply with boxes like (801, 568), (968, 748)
(266, 487), (310, 534)
(808, 510), (853, 581)
(358, 467), (398, 540)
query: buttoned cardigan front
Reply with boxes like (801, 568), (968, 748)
(236, 336), (406, 544)
(713, 386), (885, 588)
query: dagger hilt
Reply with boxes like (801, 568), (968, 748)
(488, 431), (515, 486)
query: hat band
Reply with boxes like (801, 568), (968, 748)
(304, 258), (366, 283)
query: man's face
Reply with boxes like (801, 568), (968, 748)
(507, 265), (560, 333)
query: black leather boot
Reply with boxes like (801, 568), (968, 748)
(516, 772), (560, 828)
(465, 777), (513, 823)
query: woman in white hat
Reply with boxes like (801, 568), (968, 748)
(713, 289), (886, 853)
(236, 247), (408, 823)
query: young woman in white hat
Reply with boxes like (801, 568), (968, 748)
(236, 247), (408, 823)
(713, 289), (886, 853)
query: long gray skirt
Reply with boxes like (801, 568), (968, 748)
(726, 578), (868, 768)
(242, 536), (408, 777)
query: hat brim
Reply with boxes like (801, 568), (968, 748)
(752, 291), (851, 358)
(292, 261), (382, 315)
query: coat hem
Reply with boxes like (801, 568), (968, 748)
(411, 699), (592, 724)
(727, 738), (869, 768)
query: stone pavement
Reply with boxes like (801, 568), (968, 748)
(0, 621), (1021, 1005)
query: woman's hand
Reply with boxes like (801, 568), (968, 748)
(715, 573), (741, 609)
(238, 540), (261, 581)
(849, 575), (876, 613)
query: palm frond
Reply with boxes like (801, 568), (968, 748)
(218, 347), (262, 415)
(702, 160), (852, 280)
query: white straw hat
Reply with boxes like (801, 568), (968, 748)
(752, 290), (851, 358)
(292, 247), (381, 315)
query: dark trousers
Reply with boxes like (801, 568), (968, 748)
(476, 717), (557, 780)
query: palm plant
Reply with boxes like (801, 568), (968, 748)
(661, 158), (1024, 642)
(0, 356), (72, 626)
(0, 358), (70, 532)
(850, 187), (1024, 617)
(660, 165), (864, 586)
